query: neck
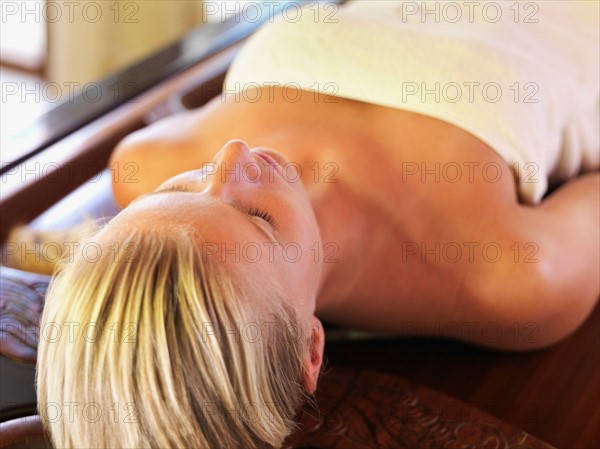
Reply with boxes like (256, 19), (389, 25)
(244, 90), (385, 315)
(309, 182), (374, 315)
(291, 128), (381, 317)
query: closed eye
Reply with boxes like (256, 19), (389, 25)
(160, 183), (190, 192)
(157, 184), (279, 230)
(247, 208), (278, 230)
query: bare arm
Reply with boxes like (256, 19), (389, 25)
(531, 171), (600, 325)
(471, 171), (600, 350)
(539, 171), (600, 288)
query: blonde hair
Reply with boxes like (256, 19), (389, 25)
(36, 219), (312, 448)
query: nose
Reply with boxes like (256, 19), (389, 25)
(207, 139), (261, 198)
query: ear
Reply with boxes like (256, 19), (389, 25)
(302, 316), (325, 394)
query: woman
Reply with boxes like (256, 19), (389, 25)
(37, 1), (599, 448)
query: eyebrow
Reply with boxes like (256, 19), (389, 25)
(134, 187), (279, 244)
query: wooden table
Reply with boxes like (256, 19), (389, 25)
(322, 303), (599, 448)
(2, 266), (597, 447)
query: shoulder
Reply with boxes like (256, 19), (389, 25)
(108, 105), (227, 207)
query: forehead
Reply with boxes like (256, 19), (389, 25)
(113, 193), (281, 268)
(122, 193), (268, 238)
(103, 193), (297, 316)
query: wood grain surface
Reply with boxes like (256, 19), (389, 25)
(2, 266), (597, 447)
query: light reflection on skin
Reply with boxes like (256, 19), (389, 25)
(110, 139), (324, 325)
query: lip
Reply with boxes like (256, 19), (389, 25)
(253, 150), (283, 176)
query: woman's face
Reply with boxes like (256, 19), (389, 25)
(112, 140), (324, 320)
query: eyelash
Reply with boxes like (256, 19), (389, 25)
(165, 183), (278, 229)
(163, 184), (189, 192)
(247, 207), (278, 229)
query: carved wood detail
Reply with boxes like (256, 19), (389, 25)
(284, 368), (557, 449)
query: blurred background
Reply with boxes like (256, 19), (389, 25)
(1, 0), (255, 162)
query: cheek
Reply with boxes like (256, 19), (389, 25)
(279, 206), (321, 260)
(283, 225), (323, 289)
(273, 235), (319, 279)
(289, 201), (322, 267)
